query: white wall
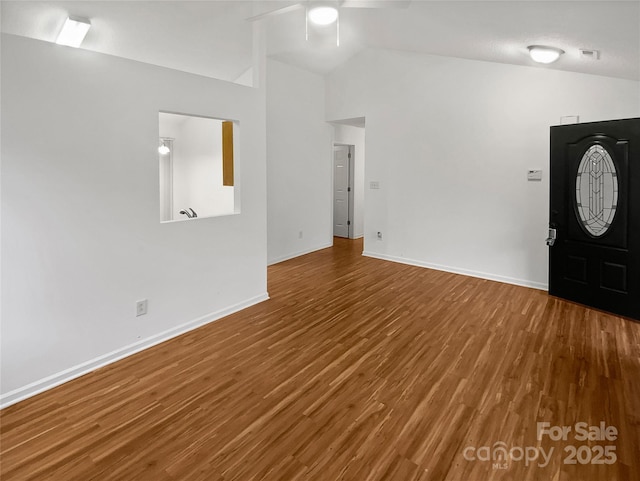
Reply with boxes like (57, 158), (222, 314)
(0, 34), (267, 406)
(326, 48), (640, 288)
(266, 59), (333, 265)
(332, 124), (365, 238)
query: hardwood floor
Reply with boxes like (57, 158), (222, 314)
(1, 238), (639, 480)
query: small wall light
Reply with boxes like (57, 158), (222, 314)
(308, 6), (338, 25)
(56, 16), (91, 48)
(158, 141), (170, 155)
(528, 45), (565, 64)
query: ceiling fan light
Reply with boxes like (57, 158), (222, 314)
(308, 6), (338, 25)
(528, 45), (564, 64)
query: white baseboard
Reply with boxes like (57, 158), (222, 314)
(268, 242), (333, 266)
(0, 293), (270, 409)
(362, 251), (548, 291)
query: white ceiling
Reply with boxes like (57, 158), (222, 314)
(1, 1), (639, 82)
(1, 1), (256, 81)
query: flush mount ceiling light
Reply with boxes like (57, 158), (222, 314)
(56, 16), (91, 48)
(528, 45), (565, 64)
(308, 5), (338, 25)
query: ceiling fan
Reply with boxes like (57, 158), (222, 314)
(247, 0), (411, 23)
(247, 1), (410, 45)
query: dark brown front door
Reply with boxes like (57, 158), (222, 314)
(549, 118), (640, 320)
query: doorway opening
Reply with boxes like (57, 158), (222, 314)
(331, 118), (365, 240)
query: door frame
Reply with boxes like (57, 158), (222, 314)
(159, 138), (174, 221)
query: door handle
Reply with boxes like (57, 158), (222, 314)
(546, 228), (557, 247)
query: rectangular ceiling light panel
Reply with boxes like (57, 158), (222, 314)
(56, 16), (91, 48)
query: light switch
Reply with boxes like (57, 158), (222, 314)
(369, 181), (380, 189)
(527, 170), (543, 181)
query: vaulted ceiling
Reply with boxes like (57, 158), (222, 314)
(1, 1), (639, 83)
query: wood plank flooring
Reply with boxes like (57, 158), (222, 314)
(1, 238), (639, 480)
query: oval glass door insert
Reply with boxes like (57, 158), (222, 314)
(575, 144), (618, 237)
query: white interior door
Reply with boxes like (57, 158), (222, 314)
(334, 145), (350, 237)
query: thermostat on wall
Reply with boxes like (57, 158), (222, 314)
(527, 170), (543, 181)
(560, 115), (580, 125)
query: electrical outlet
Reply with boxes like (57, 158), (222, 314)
(136, 299), (148, 317)
(377, 231), (383, 240)
(299, 230), (303, 239)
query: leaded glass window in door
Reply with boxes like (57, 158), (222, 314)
(575, 144), (618, 237)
